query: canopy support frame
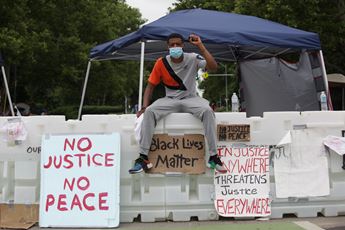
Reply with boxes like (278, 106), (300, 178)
(78, 60), (92, 120)
(243, 47), (268, 60)
(228, 45), (239, 62)
(138, 41), (146, 110)
(274, 48), (291, 57)
(1, 65), (14, 116)
(319, 50), (333, 110)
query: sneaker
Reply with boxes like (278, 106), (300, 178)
(129, 155), (153, 174)
(207, 155), (227, 173)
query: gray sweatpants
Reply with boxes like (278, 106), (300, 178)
(139, 96), (217, 156)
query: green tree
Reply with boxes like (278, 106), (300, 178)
(0, 0), (144, 115)
(171, 0), (235, 12)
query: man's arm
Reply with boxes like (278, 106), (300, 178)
(189, 34), (218, 71)
(137, 82), (156, 117)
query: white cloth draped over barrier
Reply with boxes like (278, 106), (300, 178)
(273, 129), (330, 198)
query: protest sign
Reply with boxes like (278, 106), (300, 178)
(217, 124), (250, 142)
(214, 144), (271, 217)
(148, 134), (205, 174)
(39, 133), (120, 227)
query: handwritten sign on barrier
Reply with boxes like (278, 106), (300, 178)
(39, 133), (120, 228)
(148, 134), (205, 174)
(217, 124), (250, 142)
(214, 144), (271, 217)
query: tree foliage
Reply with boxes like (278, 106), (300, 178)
(0, 0), (144, 115)
(1, 0), (344, 115)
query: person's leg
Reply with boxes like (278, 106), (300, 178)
(129, 97), (179, 174)
(181, 97), (217, 154)
(181, 96), (226, 173)
(139, 97), (180, 155)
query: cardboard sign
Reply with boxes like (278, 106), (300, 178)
(217, 124), (250, 142)
(148, 134), (205, 174)
(39, 133), (120, 228)
(214, 144), (271, 217)
(0, 204), (38, 229)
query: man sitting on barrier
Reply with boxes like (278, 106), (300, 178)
(129, 33), (226, 174)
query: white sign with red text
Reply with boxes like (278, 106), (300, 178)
(39, 133), (120, 228)
(214, 144), (271, 217)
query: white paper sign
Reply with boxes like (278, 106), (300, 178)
(39, 133), (120, 228)
(214, 145), (271, 217)
(323, 135), (345, 155)
(273, 129), (329, 198)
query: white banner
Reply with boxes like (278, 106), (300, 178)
(214, 145), (271, 217)
(39, 133), (120, 228)
(273, 129), (329, 198)
(323, 135), (345, 155)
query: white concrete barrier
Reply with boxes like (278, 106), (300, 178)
(0, 112), (344, 221)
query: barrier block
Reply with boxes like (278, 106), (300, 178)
(0, 112), (345, 223)
(14, 161), (37, 180)
(14, 186), (36, 203)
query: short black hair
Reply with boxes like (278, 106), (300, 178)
(167, 33), (184, 43)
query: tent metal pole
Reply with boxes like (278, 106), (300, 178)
(243, 47), (267, 59)
(318, 50), (332, 110)
(228, 45), (238, 62)
(78, 60), (92, 120)
(1, 66), (15, 116)
(274, 48), (291, 57)
(138, 41), (145, 110)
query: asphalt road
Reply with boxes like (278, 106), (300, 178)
(30, 216), (345, 230)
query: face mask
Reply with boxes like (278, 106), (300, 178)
(169, 47), (183, 59)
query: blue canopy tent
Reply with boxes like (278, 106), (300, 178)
(78, 8), (329, 119)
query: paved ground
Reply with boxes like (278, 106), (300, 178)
(30, 216), (345, 229)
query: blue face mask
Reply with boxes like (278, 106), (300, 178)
(169, 47), (183, 59)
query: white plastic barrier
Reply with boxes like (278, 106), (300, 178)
(0, 116), (66, 203)
(0, 112), (345, 222)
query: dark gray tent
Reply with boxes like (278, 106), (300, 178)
(78, 9), (330, 118)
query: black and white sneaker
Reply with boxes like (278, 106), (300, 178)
(207, 155), (227, 173)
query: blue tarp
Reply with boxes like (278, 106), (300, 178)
(90, 9), (321, 61)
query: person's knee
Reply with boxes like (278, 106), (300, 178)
(203, 106), (214, 114)
(199, 106), (214, 120)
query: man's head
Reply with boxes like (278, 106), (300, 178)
(167, 33), (184, 59)
(167, 33), (184, 47)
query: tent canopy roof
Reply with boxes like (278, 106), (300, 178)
(90, 8), (321, 62)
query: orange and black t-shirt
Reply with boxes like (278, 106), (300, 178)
(148, 53), (206, 99)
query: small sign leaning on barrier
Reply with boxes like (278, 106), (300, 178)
(217, 124), (250, 142)
(148, 134), (205, 174)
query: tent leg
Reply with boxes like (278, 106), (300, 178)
(78, 61), (92, 120)
(318, 50), (333, 110)
(138, 41), (145, 111)
(1, 66), (15, 116)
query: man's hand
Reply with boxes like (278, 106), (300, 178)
(189, 34), (202, 47)
(136, 107), (146, 118)
(189, 33), (217, 71)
